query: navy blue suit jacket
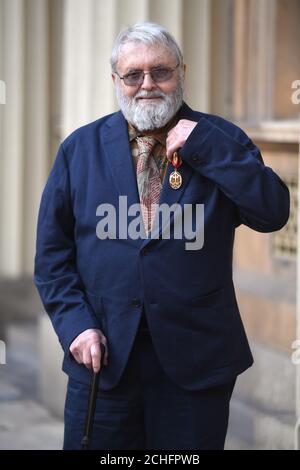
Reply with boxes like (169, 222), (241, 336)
(34, 102), (290, 391)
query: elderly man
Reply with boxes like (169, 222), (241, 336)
(34, 22), (289, 450)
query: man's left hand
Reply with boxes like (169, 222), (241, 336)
(166, 119), (198, 161)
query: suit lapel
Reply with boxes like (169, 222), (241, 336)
(102, 111), (140, 209)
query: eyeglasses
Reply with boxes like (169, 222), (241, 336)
(115, 63), (180, 86)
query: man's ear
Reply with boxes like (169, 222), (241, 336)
(111, 73), (116, 84)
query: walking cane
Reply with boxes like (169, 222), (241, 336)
(81, 342), (106, 450)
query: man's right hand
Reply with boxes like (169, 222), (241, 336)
(69, 328), (108, 373)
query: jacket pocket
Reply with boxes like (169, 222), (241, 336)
(190, 286), (228, 308)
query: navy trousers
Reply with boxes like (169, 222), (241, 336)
(63, 320), (235, 450)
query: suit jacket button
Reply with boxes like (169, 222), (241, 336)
(192, 156), (205, 164)
(131, 298), (141, 307)
(141, 248), (149, 255)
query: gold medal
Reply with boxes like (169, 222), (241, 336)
(169, 151), (183, 189)
(169, 169), (182, 189)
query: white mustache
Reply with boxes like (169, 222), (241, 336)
(135, 91), (165, 100)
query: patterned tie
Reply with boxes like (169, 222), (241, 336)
(136, 136), (162, 234)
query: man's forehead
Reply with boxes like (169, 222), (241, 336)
(118, 42), (176, 70)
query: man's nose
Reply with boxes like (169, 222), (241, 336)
(141, 72), (156, 90)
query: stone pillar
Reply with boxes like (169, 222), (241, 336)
(210, 0), (234, 118)
(62, 0), (118, 137)
(116, 0), (149, 29)
(182, 0), (211, 112)
(232, 0), (276, 121)
(23, 0), (49, 274)
(0, 0), (25, 277)
(149, 0), (182, 45)
(246, 0), (275, 120)
(0, 0), (49, 277)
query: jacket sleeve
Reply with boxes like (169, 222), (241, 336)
(34, 144), (100, 353)
(179, 117), (290, 232)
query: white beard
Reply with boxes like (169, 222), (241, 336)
(115, 75), (184, 131)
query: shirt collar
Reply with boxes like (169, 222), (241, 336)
(127, 114), (178, 146)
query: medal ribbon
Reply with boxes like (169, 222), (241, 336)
(171, 151), (182, 169)
(169, 151), (183, 190)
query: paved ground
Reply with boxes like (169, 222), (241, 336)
(0, 320), (251, 450)
(0, 321), (64, 450)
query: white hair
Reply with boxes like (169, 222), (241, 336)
(110, 22), (183, 72)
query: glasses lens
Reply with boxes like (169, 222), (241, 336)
(151, 68), (173, 82)
(123, 72), (144, 86)
(122, 66), (176, 86)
